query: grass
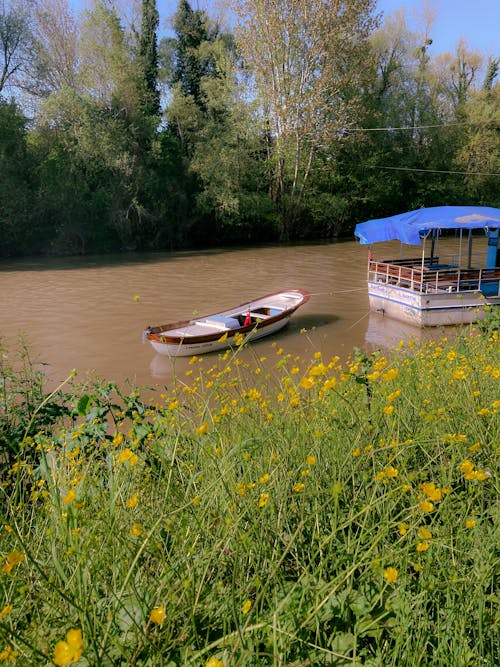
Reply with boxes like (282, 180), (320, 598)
(0, 322), (498, 666)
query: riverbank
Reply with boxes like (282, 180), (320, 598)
(0, 318), (498, 665)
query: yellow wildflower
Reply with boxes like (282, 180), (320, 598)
(383, 567), (398, 584)
(418, 526), (432, 540)
(382, 368), (398, 381)
(387, 390), (401, 403)
(118, 448), (138, 465)
(383, 405), (394, 415)
(465, 518), (477, 529)
(258, 473), (270, 484)
(196, 422), (209, 435)
(205, 658), (224, 667)
(293, 482), (305, 493)
(0, 647), (18, 661)
(416, 541), (430, 552)
(419, 500), (434, 513)
(150, 606), (165, 625)
(306, 455), (316, 466)
(384, 465), (398, 478)
(258, 493), (269, 508)
(130, 523), (143, 536)
(62, 489), (76, 504)
(398, 523), (408, 536)
(126, 494), (139, 509)
(420, 482), (442, 502)
(2, 550), (24, 575)
(460, 460), (474, 475)
(299, 376), (315, 390)
(53, 628), (83, 666)
(241, 600), (252, 614)
(0, 605), (12, 618)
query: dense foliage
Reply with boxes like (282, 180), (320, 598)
(0, 318), (498, 664)
(0, 0), (498, 256)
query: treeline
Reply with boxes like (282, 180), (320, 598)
(0, 0), (498, 257)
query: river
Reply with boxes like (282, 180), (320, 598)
(0, 241), (434, 389)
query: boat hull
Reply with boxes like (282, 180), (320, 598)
(144, 289), (309, 357)
(368, 280), (499, 327)
(149, 315), (291, 356)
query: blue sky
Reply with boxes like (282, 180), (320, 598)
(73, 1), (499, 57)
(377, 0), (499, 56)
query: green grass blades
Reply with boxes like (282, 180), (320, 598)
(0, 326), (498, 666)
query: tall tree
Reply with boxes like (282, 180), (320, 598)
(161, 0), (219, 109)
(136, 0), (160, 117)
(0, 0), (35, 95)
(233, 0), (379, 239)
(30, 0), (79, 97)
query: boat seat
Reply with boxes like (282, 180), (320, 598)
(196, 316), (240, 330)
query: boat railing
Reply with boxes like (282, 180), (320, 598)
(369, 260), (500, 295)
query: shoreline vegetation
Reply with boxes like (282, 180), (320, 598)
(0, 314), (499, 666)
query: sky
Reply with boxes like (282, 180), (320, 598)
(376, 0), (499, 56)
(72, 1), (499, 58)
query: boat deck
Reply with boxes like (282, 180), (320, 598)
(369, 258), (500, 296)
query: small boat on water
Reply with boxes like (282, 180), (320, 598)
(355, 206), (500, 327)
(144, 289), (310, 357)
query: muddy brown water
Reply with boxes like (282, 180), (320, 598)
(0, 241), (441, 390)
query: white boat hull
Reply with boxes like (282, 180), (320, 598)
(368, 280), (500, 327)
(144, 289), (309, 357)
(149, 315), (291, 356)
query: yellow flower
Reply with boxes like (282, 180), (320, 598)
(418, 526), (432, 540)
(126, 494), (139, 509)
(258, 473), (270, 484)
(465, 518), (476, 529)
(453, 368), (467, 380)
(397, 523), (408, 536)
(62, 489), (76, 504)
(420, 482), (442, 502)
(0, 647), (18, 660)
(196, 422), (209, 435)
(130, 523), (143, 536)
(53, 628), (83, 666)
(387, 390), (401, 403)
(419, 500), (434, 513)
(299, 376), (315, 390)
(382, 368), (398, 381)
(352, 447), (361, 457)
(383, 567), (398, 584)
(1, 550), (24, 575)
(258, 493), (269, 508)
(0, 605), (12, 618)
(416, 541), (430, 552)
(118, 448), (138, 465)
(241, 600), (252, 614)
(293, 482), (305, 493)
(460, 459), (474, 475)
(383, 405), (394, 415)
(384, 465), (398, 478)
(150, 606), (165, 625)
(205, 658), (224, 667)
(306, 455), (316, 466)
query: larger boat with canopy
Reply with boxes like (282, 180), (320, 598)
(354, 206), (500, 326)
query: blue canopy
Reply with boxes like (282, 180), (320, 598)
(354, 206), (500, 245)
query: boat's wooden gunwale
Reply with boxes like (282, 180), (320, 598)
(144, 289), (310, 351)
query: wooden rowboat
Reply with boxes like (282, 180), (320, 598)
(143, 289), (310, 357)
